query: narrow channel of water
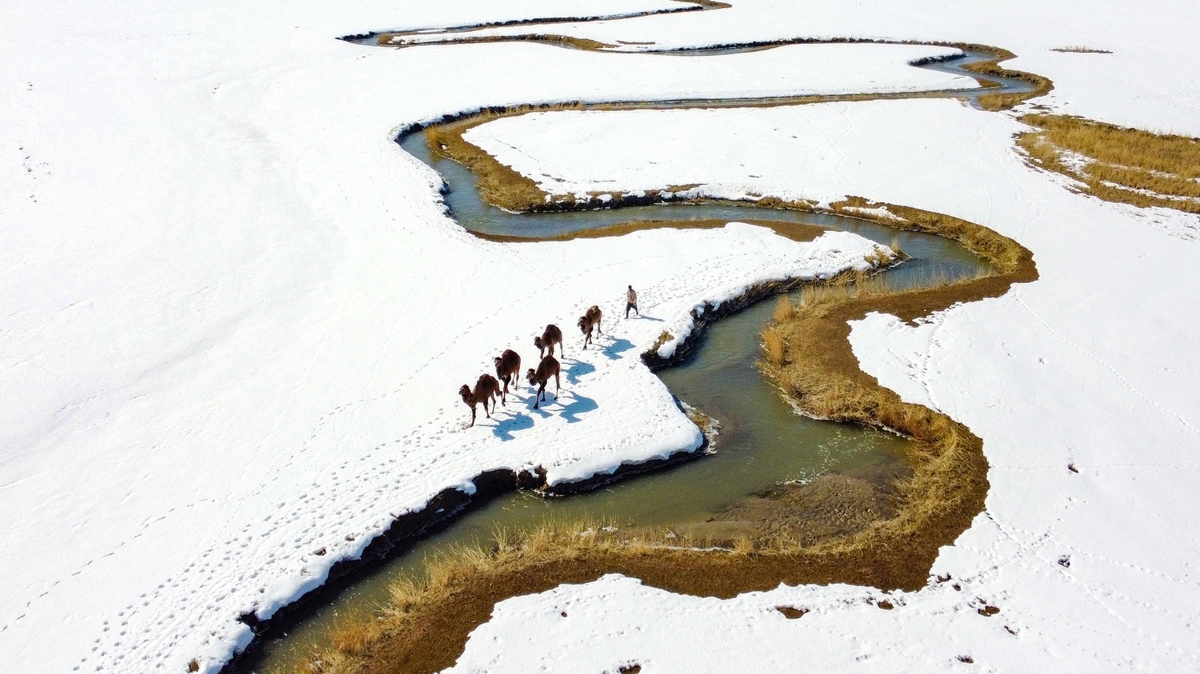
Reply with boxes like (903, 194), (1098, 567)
(241, 49), (1014, 673)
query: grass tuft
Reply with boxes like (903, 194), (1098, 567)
(1050, 46), (1112, 54)
(761, 325), (787, 365)
(651, 331), (675, 352)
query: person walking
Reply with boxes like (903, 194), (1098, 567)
(625, 285), (639, 318)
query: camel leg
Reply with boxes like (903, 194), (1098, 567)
(469, 405), (476, 428)
(554, 372), (560, 399)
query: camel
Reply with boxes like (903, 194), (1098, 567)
(526, 355), (561, 409)
(459, 373), (501, 427)
(533, 324), (563, 359)
(493, 349), (521, 405)
(577, 305), (602, 349)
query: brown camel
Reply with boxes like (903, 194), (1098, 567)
(526, 355), (561, 409)
(459, 373), (501, 427)
(577, 305), (602, 349)
(493, 349), (522, 405)
(533, 324), (563, 359)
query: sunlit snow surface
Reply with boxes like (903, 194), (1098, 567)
(2, 0), (1200, 672)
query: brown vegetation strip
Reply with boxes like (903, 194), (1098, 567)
(1050, 46), (1112, 54)
(1017, 113), (1200, 214)
(297, 195), (1037, 674)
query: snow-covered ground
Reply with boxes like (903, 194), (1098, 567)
(3, 0), (1199, 672)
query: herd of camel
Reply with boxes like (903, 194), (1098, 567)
(459, 304), (604, 426)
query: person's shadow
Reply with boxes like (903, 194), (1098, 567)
(559, 392), (598, 423)
(492, 412), (534, 441)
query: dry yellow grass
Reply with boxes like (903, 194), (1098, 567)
(651, 330), (674, 353)
(761, 325), (786, 365)
(1018, 113), (1200, 214)
(771, 295), (793, 323)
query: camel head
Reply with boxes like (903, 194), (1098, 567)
(458, 384), (472, 400)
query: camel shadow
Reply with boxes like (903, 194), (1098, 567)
(525, 389), (556, 417)
(492, 412), (534, 441)
(603, 338), (635, 360)
(559, 392), (598, 423)
(566, 360), (595, 384)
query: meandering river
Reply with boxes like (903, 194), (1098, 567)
(230, 40), (1030, 674)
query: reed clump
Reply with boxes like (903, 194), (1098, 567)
(761, 325), (787, 365)
(1017, 113), (1200, 214)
